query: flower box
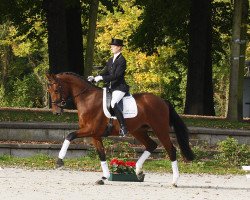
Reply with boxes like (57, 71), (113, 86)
(108, 173), (145, 182)
(108, 158), (145, 182)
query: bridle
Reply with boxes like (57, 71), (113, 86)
(48, 81), (89, 108)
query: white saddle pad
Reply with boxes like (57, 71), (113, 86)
(103, 88), (138, 119)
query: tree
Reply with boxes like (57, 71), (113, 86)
(227, 0), (249, 121)
(0, 23), (12, 94)
(84, 0), (99, 77)
(131, 0), (215, 115)
(184, 0), (215, 115)
(43, 0), (84, 75)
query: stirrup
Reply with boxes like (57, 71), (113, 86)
(119, 127), (128, 137)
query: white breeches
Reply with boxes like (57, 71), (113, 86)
(111, 90), (125, 108)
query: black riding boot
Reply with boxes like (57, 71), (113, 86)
(113, 103), (128, 137)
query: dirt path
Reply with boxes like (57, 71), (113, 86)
(0, 167), (249, 200)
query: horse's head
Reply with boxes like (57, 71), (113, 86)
(46, 73), (69, 115)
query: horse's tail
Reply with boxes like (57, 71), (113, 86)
(165, 100), (195, 161)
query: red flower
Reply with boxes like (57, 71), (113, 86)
(110, 158), (119, 165)
(110, 158), (136, 174)
(125, 161), (136, 167)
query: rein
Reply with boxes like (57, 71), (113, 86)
(50, 81), (90, 108)
(66, 87), (89, 104)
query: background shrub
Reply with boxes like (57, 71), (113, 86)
(215, 137), (250, 166)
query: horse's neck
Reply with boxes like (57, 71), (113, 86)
(59, 74), (102, 110)
(70, 82), (96, 100)
(75, 88), (103, 115)
(67, 80), (102, 109)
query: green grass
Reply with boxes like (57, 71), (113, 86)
(0, 154), (245, 175)
(0, 109), (78, 122)
(183, 116), (250, 130)
(1, 108), (250, 130)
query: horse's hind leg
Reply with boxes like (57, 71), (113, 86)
(132, 128), (158, 175)
(92, 137), (110, 185)
(153, 126), (179, 187)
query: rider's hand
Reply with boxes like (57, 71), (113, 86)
(87, 76), (94, 82)
(94, 76), (103, 82)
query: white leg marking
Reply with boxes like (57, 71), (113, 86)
(101, 161), (110, 179)
(136, 150), (151, 175)
(171, 160), (179, 186)
(58, 139), (70, 159)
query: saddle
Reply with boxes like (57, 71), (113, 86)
(102, 88), (138, 119)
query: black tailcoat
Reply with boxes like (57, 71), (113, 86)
(100, 53), (129, 92)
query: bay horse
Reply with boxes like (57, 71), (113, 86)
(46, 72), (194, 186)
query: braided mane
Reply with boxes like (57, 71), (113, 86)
(58, 72), (101, 89)
(58, 72), (85, 81)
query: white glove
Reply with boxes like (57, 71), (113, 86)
(94, 76), (103, 82)
(87, 76), (94, 82)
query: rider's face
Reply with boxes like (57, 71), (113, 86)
(111, 45), (122, 54)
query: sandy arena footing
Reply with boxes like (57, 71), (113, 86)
(0, 167), (249, 200)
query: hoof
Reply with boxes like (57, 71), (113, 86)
(172, 183), (178, 188)
(136, 167), (142, 175)
(95, 177), (107, 185)
(136, 171), (145, 181)
(172, 175), (179, 187)
(95, 179), (105, 185)
(56, 159), (64, 168)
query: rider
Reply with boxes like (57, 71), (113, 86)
(88, 38), (129, 137)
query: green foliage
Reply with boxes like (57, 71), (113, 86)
(95, 1), (186, 110)
(215, 137), (250, 166)
(87, 139), (136, 160)
(104, 139), (136, 159)
(0, 0), (248, 117)
(4, 74), (44, 107)
(0, 21), (48, 108)
(192, 145), (214, 161)
(131, 0), (190, 54)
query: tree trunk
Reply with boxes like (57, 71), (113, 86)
(43, 0), (69, 74)
(84, 0), (99, 78)
(65, 0), (84, 75)
(43, 0), (84, 75)
(1, 46), (12, 92)
(227, 0), (249, 121)
(184, 0), (215, 116)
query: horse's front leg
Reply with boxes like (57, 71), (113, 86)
(56, 131), (78, 167)
(92, 137), (110, 185)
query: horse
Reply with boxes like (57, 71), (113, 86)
(46, 72), (194, 186)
